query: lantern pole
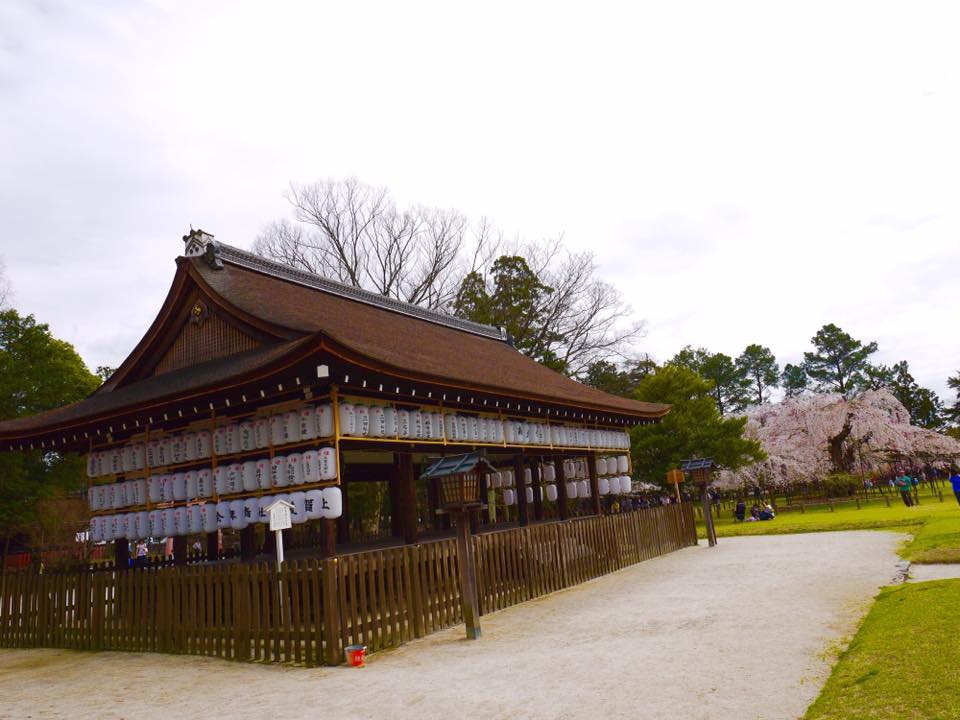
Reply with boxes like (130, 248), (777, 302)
(454, 508), (481, 640)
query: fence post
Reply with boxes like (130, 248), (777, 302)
(322, 558), (342, 665)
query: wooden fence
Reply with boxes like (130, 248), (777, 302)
(0, 503), (696, 665)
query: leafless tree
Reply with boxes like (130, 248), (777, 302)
(254, 178), (501, 311)
(254, 177), (645, 377)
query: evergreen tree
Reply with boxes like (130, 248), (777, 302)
(802, 323), (878, 397)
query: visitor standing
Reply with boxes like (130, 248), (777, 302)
(896, 474), (913, 507)
(950, 469), (960, 507)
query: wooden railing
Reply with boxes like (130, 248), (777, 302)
(0, 503), (696, 664)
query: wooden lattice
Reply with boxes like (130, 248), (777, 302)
(153, 313), (259, 376)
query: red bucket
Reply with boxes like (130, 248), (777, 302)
(345, 644), (367, 667)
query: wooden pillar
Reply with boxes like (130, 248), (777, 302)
(454, 510), (481, 640)
(397, 453), (419, 544)
(587, 454), (602, 516)
(205, 531), (219, 560)
(172, 535), (188, 565)
(513, 455), (529, 526)
(531, 459), (544, 522)
(263, 525), (276, 555)
(701, 484), (718, 547)
(114, 538), (129, 570)
(337, 476), (351, 545)
(554, 455), (569, 520)
(239, 525), (257, 561)
(319, 518), (337, 558)
(427, 478), (440, 531)
(389, 460), (403, 538)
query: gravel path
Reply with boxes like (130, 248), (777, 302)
(0, 531), (901, 720)
(909, 563), (960, 582)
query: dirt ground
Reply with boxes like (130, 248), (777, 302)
(0, 531), (901, 720)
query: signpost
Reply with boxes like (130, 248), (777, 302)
(267, 499), (293, 623)
(680, 458), (718, 547)
(666, 468), (684, 503)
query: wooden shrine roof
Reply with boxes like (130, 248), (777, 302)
(0, 234), (669, 446)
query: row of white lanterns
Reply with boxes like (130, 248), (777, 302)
(87, 402), (630, 479)
(500, 476), (633, 506)
(88, 448), (339, 511)
(89, 488), (343, 543)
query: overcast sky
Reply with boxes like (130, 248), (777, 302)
(1, 1), (957, 400)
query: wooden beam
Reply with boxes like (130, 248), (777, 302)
(587, 454), (602, 516)
(319, 518), (337, 558)
(531, 458), (544, 521)
(114, 538), (129, 570)
(337, 475), (351, 545)
(396, 453), (418, 544)
(205, 531), (219, 560)
(239, 525), (256, 561)
(554, 455), (569, 520)
(513, 455), (529, 526)
(173, 535), (188, 565)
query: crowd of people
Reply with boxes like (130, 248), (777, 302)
(733, 500), (775, 523)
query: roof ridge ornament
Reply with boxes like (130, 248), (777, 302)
(182, 228), (223, 270)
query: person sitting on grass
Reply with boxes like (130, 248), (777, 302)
(950, 468), (960, 507)
(758, 503), (775, 521)
(734, 500), (746, 522)
(750, 504), (761, 520)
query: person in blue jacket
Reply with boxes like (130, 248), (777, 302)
(950, 468), (960, 507)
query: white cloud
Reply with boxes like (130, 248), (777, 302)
(1, 1), (957, 398)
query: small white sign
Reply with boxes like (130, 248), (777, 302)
(268, 499), (293, 531)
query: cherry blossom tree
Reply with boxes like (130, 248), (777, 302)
(714, 389), (960, 491)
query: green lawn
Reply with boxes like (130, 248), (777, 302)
(698, 494), (960, 562)
(804, 579), (960, 720)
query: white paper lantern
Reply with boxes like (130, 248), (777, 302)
(566, 481), (579, 499)
(196, 430), (212, 459)
(304, 489), (324, 519)
(121, 446), (134, 473)
(617, 456), (629, 474)
(243, 497), (259, 526)
(444, 414), (458, 442)
(88, 486), (101, 511)
(286, 453), (304, 486)
(316, 404), (334, 437)
(270, 414), (285, 446)
(147, 475), (162, 503)
(229, 499), (247, 529)
(213, 426), (228, 457)
(170, 436), (185, 465)
(214, 466), (229, 495)
(257, 496), (273, 524)
(283, 411), (302, 444)
(86, 454), (98, 478)
(90, 517), (103, 543)
(108, 515), (122, 542)
(130, 479), (146, 506)
(383, 407), (397, 437)
(200, 503), (218, 533)
(254, 418), (271, 449)
(197, 468), (213, 498)
(112, 482), (127, 509)
(302, 450), (320, 483)
(225, 424), (240, 454)
(184, 471), (198, 500)
(148, 510), (162, 537)
(183, 433), (198, 461)
(271, 456), (287, 487)
(421, 411), (435, 440)
(162, 507), (177, 536)
(135, 511), (150, 539)
(396, 409), (410, 438)
(227, 463), (243, 494)
(239, 421), (256, 451)
(319, 447), (337, 480)
(338, 403), (356, 436)
(467, 416), (480, 442)
(215, 501), (231, 530)
(598, 477), (610, 495)
(299, 408), (317, 440)
(355, 405), (370, 437)
(542, 464), (555, 483)
(254, 458), (271, 490)
(578, 480), (590, 497)
(502, 489), (516, 506)
(109, 449), (122, 475)
(369, 406), (386, 437)
(290, 491), (307, 524)
(596, 458), (607, 476)
(489, 472), (501, 489)
(525, 487), (534, 504)
(524, 468), (532, 486)
(321, 487), (342, 519)
(242, 461), (258, 492)
(545, 484), (558, 502)
(172, 472), (187, 501)
(188, 505), (203, 534)
(457, 416), (469, 442)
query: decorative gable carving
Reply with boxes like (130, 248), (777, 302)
(153, 310), (260, 376)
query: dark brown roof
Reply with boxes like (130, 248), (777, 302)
(0, 338), (314, 438)
(190, 247), (668, 418)
(0, 240), (668, 443)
